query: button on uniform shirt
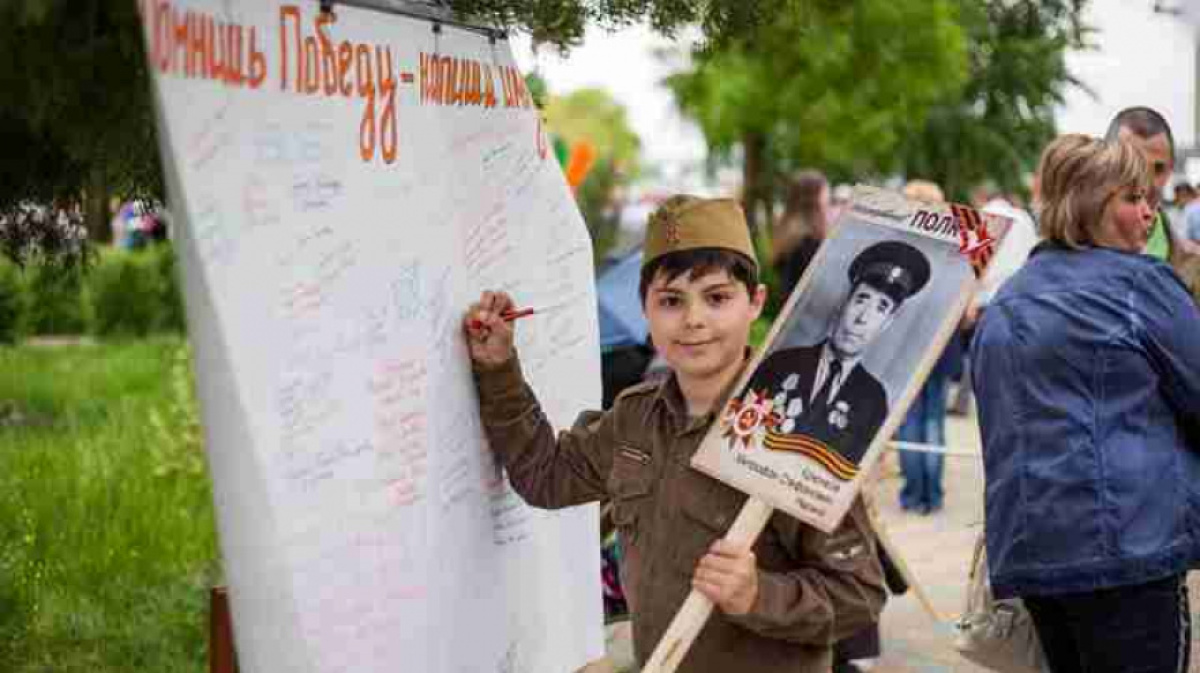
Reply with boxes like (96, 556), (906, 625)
(472, 355), (887, 673)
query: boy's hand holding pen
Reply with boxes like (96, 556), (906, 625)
(463, 291), (520, 370)
(465, 291), (575, 369)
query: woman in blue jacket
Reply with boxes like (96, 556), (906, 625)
(972, 133), (1200, 672)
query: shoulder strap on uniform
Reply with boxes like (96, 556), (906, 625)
(610, 379), (663, 448)
(614, 379), (659, 403)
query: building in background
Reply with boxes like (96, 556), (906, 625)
(1057, 0), (1200, 185)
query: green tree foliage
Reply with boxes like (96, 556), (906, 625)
(900, 1), (1091, 202)
(452, 0), (787, 49)
(543, 88), (642, 260)
(0, 0), (161, 253)
(667, 1), (969, 230)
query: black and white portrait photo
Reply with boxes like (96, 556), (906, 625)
(745, 239), (934, 478)
(693, 186), (1007, 531)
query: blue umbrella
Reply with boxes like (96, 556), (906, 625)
(596, 249), (649, 351)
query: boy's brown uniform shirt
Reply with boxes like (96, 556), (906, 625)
(474, 355), (887, 673)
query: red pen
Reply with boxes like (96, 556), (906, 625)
(468, 305), (557, 331)
(499, 307), (536, 321)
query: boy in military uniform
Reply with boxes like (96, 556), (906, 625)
(747, 241), (930, 479)
(464, 196), (886, 673)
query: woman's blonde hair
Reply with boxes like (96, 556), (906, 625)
(1036, 133), (1153, 248)
(903, 179), (945, 203)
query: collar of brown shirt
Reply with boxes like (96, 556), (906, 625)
(651, 347), (755, 437)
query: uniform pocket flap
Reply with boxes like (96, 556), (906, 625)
(609, 444), (655, 527)
(678, 478), (741, 534)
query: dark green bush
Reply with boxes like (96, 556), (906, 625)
(87, 245), (186, 338)
(152, 245), (187, 333)
(86, 250), (157, 338)
(13, 246), (185, 339)
(0, 261), (25, 343)
(21, 262), (86, 335)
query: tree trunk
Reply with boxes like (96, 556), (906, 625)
(85, 164), (111, 244)
(741, 130), (770, 238)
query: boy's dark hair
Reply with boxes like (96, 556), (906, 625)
(638, 248), (758, 304)
(1105, 106), (1176, 161)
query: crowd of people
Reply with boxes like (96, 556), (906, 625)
(463, 104), (1200, 673)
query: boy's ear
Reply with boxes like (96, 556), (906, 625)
(750, 283), (768, 319)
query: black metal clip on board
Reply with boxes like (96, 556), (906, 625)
(316, 0), (506, 42)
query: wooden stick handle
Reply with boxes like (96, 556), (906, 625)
(641, 497), (775, 673)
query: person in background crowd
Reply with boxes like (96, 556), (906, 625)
(771, 170), (831, 295)
(894, 180), (952, 515)
(1173, 181), (1195, 211)
(972, 134), (1200, 673)
(947, 181), (1041, 417)
(1182, 182), (1200, 245)
(829, 184), (854, 225)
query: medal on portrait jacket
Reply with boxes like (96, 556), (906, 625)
(827, 401), (850, 431)
(721, 390), (780, 449)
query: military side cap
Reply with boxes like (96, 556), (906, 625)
(848, 240), (931, 306)
(642, 196), (758, 269)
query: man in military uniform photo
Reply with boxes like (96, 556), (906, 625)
(746, 240), (931, 480)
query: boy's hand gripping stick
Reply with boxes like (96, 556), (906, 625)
(641, 497), (775, 673)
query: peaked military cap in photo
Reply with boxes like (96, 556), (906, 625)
(847, 240), (931, 306)
(642, 195), (758, 269)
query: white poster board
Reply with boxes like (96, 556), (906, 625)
(692, 186), (1009, 532)
(139, 2), (604, 672)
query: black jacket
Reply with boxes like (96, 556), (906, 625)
(745, 343), (889, 466)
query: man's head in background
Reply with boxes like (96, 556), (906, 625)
(1174, 182), (1196, 208)
(1105, 107), (1175, 211)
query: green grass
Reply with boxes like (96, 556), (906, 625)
(0, 338), (218, 672)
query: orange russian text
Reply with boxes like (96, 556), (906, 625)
(141, 1), (263, 88)
(280, 5), (397, 164)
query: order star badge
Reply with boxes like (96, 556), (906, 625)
(665, 219), (683, 248)
(721, 390), (780, 450)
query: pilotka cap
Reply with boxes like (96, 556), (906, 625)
(642, 196), (758, 269)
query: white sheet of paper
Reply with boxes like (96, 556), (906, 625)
(143, 2), (604, 671)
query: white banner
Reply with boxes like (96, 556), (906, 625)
(141, 2), (604, 672)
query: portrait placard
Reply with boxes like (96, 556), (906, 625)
(691, 186), (1009, 532)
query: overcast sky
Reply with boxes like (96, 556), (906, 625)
(1057, 0), (1196, 146)
(510, 25), (711, 191)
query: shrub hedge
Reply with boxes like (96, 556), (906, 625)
(0, 261), (24, 343)
(3, 245), (186, 340)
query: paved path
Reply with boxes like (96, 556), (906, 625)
(870, 414), (993, 672)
